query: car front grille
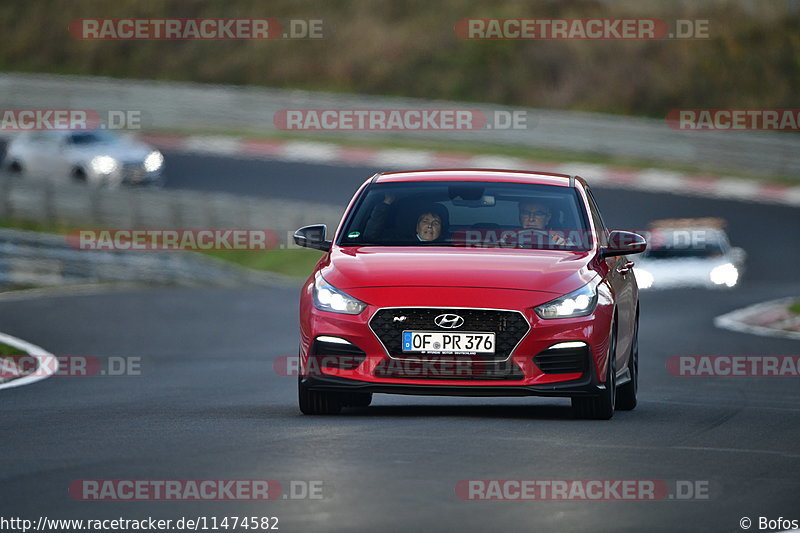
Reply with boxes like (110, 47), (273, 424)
(369, 308), (530, 363)
(121, 163), (147, 183)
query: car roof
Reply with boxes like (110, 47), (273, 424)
(373, 168), (581, 187)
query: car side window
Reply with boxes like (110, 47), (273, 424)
(585, 188), (609, 247)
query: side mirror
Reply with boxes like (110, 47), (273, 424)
(601, 230), (647, 258)
(294, 224), (331, 252)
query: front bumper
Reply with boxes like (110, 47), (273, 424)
(301, 369), (603, 398)
(299, 288), (615, 395)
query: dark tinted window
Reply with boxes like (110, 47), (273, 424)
(66, 131), (114, 145)
(585, 188), (608, 246)
(338, 180), (592, 250)
(643, 229), (728, 259)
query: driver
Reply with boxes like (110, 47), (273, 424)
(511, 200), (567, 247)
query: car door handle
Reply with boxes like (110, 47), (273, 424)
(616, 261), (635, 275)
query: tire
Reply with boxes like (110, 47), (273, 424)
(71, 167), (87, 183)
(615, 313), (639, 411)
(572, 321), (616, 420)
(341, 392), (372, 408)
(298, 377), (342, 415)
(7, 160), (23, 174)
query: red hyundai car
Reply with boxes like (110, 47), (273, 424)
(294, 169), (646, 419)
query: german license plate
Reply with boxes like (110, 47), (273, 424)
(402, 331), (495, 354)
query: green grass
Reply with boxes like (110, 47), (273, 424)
(789, 301), (800, 315)
(1, 0), (798, 120)
(0, 342), (28, 356)
(0, 342), (31, 382)
(0, 218), (75, 234)
(1, 342), (28, 378)
(201, 248), (322, 278)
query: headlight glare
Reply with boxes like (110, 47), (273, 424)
(313, 274), (367, 315)
(144, 150), (164, 172)
(535, 280), (599, 319)
(90, 155), (118, 174)
(710, 263), (738, 287)
(634, 268), (654, 289)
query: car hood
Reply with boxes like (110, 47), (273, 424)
(321, 246), (597, 295)
(67, 140), (154, 163)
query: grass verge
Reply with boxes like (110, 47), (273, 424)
(0, 342), (27, 356)
(201, 248), (321, 278)
(1, 342), (29, 382)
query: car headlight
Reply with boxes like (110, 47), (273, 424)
(634, 268), (654, 289)
(710, 263), (738, 287)
(90, 155), (118, 174)
(535, 280), (599, 319)
(144, 150), (164, 172)
(313, 273), (367, 315)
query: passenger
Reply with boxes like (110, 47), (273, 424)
(415, 212), (441, 241)
(363, 194), (449, 243)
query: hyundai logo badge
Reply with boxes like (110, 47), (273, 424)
(434, 313), (465, 329)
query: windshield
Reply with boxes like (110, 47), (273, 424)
(66, 131), (116, 145)
(338, 180), (592, 250)
(643, 230), (727, 259)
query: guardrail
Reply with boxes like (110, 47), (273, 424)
(0, 174), (343, 233)
(0, 174), (343, 288)
(0, 227), (300, 288)
(2, 72), (798, 177)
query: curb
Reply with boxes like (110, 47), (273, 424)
(141, 133), (800, 208)
(714, 297), (800, 341)
(0, 331), (57, 390)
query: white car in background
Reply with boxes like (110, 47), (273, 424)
(633, 218), (746, 290)
(3, 130), (164, 188)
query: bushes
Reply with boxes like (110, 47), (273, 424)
(1, 0), (797, 117)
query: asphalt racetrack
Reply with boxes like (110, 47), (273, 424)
(2, 154), (799, 532)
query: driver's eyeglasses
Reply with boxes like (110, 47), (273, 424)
(521, 210), (550, 218)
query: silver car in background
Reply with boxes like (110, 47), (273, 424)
(633, 218), (746, 290)
(4, 130), (164, 187)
